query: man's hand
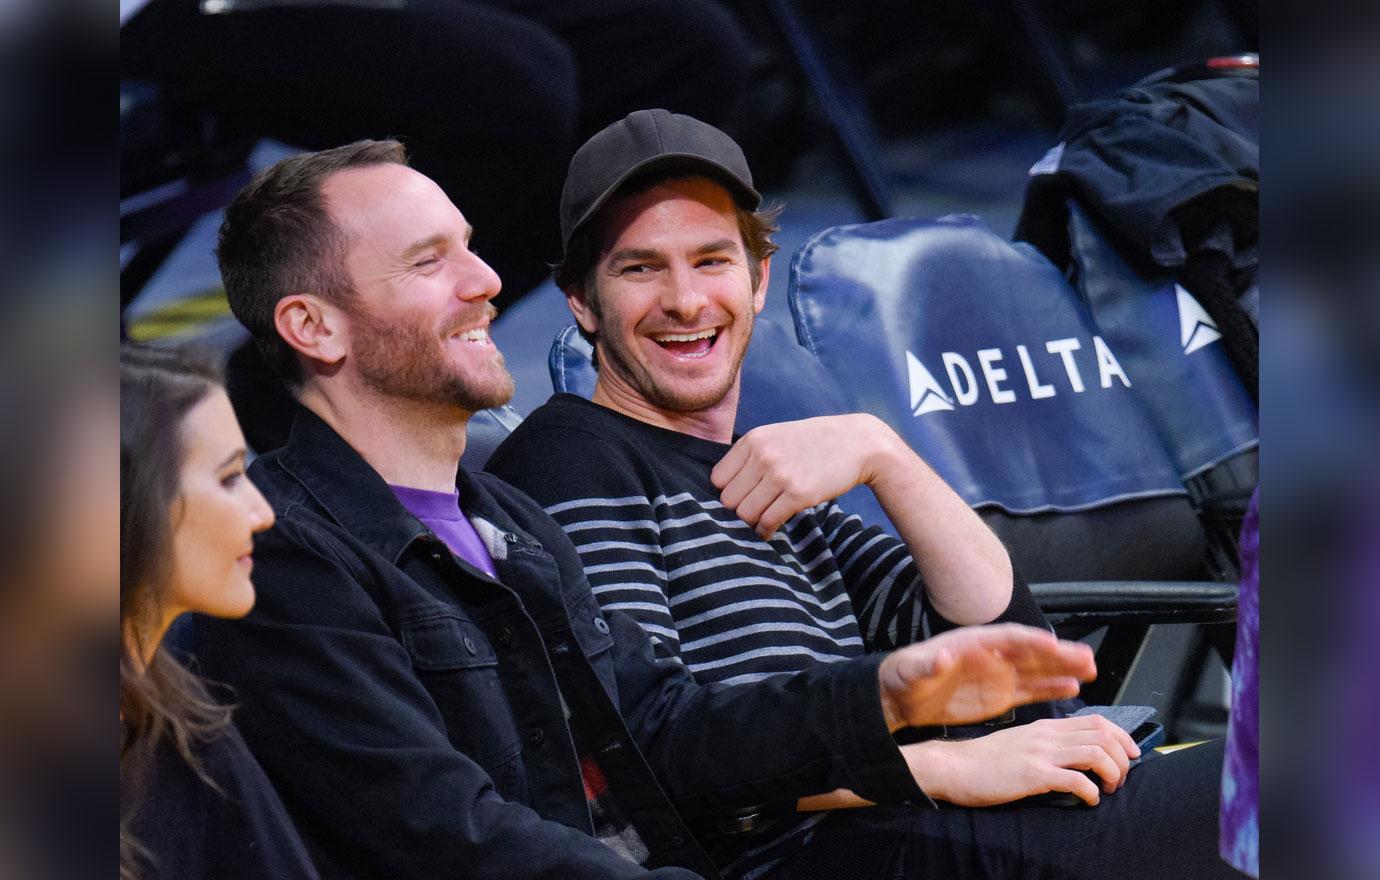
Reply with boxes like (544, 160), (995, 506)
(877, 624), (1095, 731)
(711, 414), (895, 539)
(711, 414), (1013, 625)
(901, 715), (1141, 807)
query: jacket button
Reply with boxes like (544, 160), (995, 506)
(526, 727), (546, 748)
(463, 636), (477, 655)
(494, 626), (513, 646)
(593, 617), (610, 634)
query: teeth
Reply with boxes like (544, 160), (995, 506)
(456, 328), (489, 342)
(653, 329), (717, 343)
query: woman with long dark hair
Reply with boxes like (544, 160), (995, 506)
(120, 343), (318, 880)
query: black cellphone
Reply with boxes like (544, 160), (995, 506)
(1130, 720), (1166, 756)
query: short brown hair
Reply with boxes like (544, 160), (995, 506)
(552, 174), (781, 356)
(216, 139), (408, 386)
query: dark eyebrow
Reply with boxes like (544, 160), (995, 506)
(693, 238), (740, 255)
(217, 449), (247, 471)
(607, 247), (661, 264)
(607, 239), (741, 265)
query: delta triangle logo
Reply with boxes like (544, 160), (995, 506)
(906, 351), (954, 415)
(1176, 284), (1222, 355)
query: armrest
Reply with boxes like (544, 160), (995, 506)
(1031, 581), (1238, 705)
(1031, 580), (1237, 629)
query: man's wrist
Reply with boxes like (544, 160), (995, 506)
(865, 424), (928, 498)
(900, 739), (956, 802)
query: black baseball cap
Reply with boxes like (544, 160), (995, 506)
(559, 108), (762, 251)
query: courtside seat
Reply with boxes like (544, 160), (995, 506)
(1012, 57), (1260, 581)
(1066, 201), (1258, 580)
(784, 213), (1237, 707)
(788, 213), (1212, 583)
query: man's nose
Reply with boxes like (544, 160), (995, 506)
(659, 264), (708, 319)
(456, 251), (503, 302)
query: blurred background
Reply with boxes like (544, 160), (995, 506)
(0, 0), (1372, 877)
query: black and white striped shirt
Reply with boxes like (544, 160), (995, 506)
(489, 395), (954, 878)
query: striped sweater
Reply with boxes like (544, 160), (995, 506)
(487, 394), (1040, 878)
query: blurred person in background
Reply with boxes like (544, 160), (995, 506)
(0, 300), (116, 880)
(119, 343), (318, 880)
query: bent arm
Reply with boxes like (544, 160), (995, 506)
(714, 414), (1015, 627)
(860, 417), (1013, 625)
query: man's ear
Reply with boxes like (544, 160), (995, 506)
(752, 255), (771, 315)
(564, 285), (600, 335)
(273, 294), (348, 368)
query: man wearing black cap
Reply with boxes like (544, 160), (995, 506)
(487, 109), (1236, 879)
(192, 136), (1101, 880)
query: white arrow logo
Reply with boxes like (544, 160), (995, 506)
(906, 351), (954, 415)
(1176, 284), (1222, 355)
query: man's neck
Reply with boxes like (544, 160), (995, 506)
(298, 382), (469, 492)
(590, 376), (739, 444)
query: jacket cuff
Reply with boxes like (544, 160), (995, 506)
(827, 654), (936, 808)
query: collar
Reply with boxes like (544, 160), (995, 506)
(276, 408), (539, 566)
(276, 408), (431, 564)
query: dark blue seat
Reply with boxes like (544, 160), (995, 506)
(460, 405), (526, 470)
(787, 214), (1215, 583)
(1066, 201), (1258, 581)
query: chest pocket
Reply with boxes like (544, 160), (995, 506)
(398, 608), (526, 797)
(561, 593), (619, 701)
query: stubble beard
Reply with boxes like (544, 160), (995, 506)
(593, 296), (754, 414)
(350, 306), (515, 413)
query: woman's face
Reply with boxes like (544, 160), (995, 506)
(165, 388), (275, 623)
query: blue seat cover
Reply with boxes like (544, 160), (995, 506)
(787, 214), (1185, 514)
(1067, 201), (1258, 479)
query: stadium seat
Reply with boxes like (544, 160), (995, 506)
(461, 405), (526, 470)
(1066, 200), (1258, 581)
(1012, 56), (1260, 580)
(785, 213), (1237, 709)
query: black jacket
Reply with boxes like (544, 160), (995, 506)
(1015, 75), (1258, 275)
(123, 722), (320, 880)
(192, 408), (920, 880)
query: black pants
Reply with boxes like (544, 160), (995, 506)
(121, 0), (754, 304)
(774, 739), (1237, 880)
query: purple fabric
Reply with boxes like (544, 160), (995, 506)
(1220, 488), (1259, 877)
(390, 484), (497, 579)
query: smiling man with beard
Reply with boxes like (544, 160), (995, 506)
(187, 138), (1101, 880)
(486, 109), (1237, 880)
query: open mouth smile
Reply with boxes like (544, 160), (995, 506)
(650, 328), (719, 358)
(450, 327), (493, 345)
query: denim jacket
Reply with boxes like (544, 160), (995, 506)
(192, 409), (921, 880)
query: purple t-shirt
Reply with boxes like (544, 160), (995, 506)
(390, 484), (497, 579)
